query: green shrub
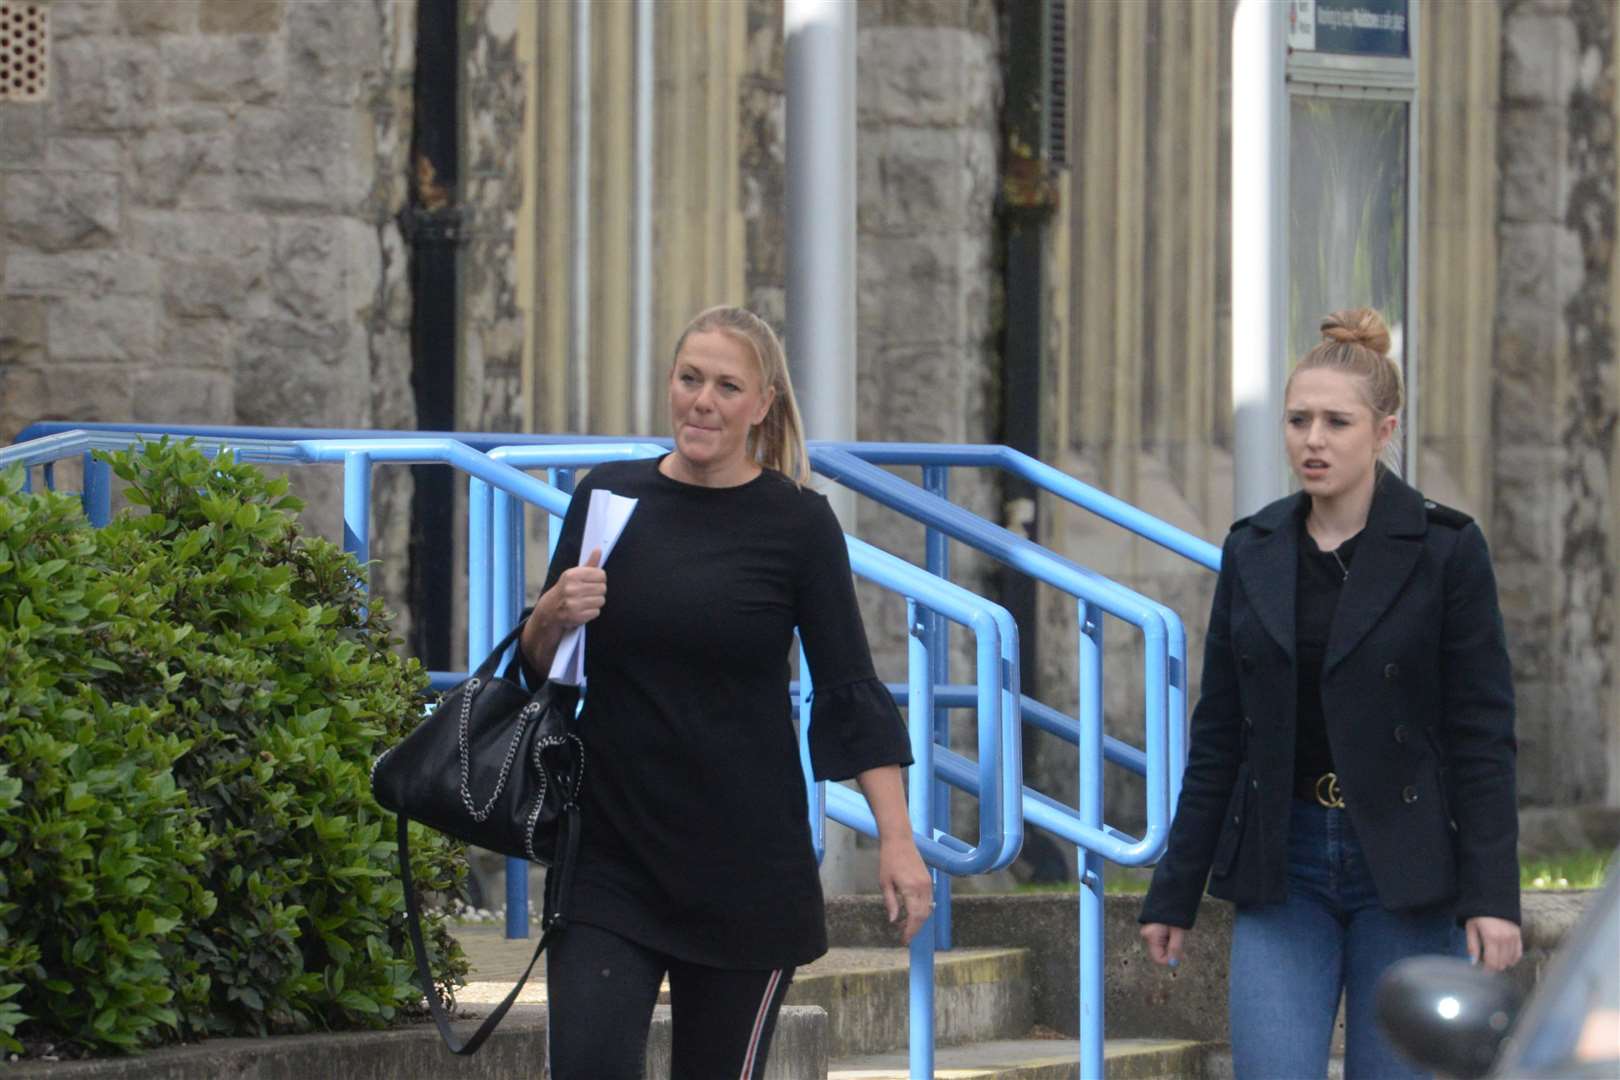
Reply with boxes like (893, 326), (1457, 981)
(0, 440), (467, 1057)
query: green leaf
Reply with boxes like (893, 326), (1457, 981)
(336, 990), (381, 1015)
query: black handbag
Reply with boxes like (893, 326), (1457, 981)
(371, 619), (584, 1055)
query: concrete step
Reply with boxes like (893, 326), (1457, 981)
(456, 926), (1031, 1059)
(829, 1036), (1217, 1079)
(784, 947), (1032, 1057)
(1197, 1047), (1343, 1080)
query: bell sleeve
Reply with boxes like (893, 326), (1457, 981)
(795, 492), (914, 782)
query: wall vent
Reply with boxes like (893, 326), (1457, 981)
(0, 2), (48, 103)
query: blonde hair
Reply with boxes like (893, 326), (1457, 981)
(1287, 307), (1404, 473)
(671, 306), (813, 485)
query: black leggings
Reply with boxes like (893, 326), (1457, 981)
(545, 922), (796, 1080)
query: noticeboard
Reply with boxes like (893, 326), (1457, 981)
(1288, 0), (1410, 59)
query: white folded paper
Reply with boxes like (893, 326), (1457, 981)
(547, 487), (637, 686)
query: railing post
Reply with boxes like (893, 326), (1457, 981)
(342, 451), (372, 573)
(797, 639), (826, 862)
(468, 476), (493, 666)
(905, 599), (937, 1080)
(1077, 599), (1105, 1080)
(493, 485), (530, 939)
(82, 451), (112, 528)
(922, 464), (953, 950)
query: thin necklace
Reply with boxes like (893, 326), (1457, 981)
(1328, 547), (1349, 582)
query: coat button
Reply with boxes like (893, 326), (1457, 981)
(1241, 654), (1255, 672)
(1393, 725), (1408, 744)
(1384, 663), (1400, 679)
(1250, 778), (1260, 790)
(1244, 716), (1254, 730)
(1402, 786), (1419, 804)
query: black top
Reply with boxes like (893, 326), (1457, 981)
(1294, 511), (1361, 781)
(538, 456), (913, 969)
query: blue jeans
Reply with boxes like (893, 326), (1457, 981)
(1228, 799), (1464, 1079)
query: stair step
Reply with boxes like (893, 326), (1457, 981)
(786, 947), (1032, 1057)
(651, 1005), (828, 1080)
(456, 927), (1032, 1060)
(829, 1036), (1216, 1079)
(1197, 1047), (1344, 1080)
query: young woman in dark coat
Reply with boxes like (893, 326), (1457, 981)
(1138, 308), (1522, 1079)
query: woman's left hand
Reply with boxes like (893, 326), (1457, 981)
(879, 835), (934, 945)
(1465, 915), (1523, 972)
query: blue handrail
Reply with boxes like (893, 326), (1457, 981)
(11, 423), (1215, 1080)
(833, 440), (1223, 571)
(806, 444), (1201, 1080)
(482, 444), (1025, 877)
(809, 446), (1180, 867)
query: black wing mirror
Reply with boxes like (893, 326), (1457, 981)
(1376, 956), (1524, 1079)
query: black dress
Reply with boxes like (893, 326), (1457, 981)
(538, 456), (913, 970)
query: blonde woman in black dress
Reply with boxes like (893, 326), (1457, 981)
(520, 306), (932, 1079)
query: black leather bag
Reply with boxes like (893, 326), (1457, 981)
(371, 619), (583, 1055)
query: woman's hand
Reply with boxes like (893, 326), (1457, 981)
(1465, 915), (1522, 972)
(879, 835), (934, 945)
(548, 547), (607, 627)
(520, 548), (605, 672)
(1139, 922), (1186, 966)
(854, 764), (935, 945)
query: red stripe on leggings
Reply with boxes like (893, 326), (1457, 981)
(739, 967), (784, 1079)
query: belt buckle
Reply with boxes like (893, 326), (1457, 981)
(1314, 772), (1345, 809)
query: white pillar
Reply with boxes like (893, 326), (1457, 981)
(569, 0), (592, 432)
(631, 0), (655, 435)
(786, 0), (864, 894)
(1231, 0), (1290, 517)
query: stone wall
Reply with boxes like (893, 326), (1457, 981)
(460, 0), (528, 436)
(1494, 0), (1616, 806)
(0, 0), (418, 626)
(853, 0), (1002, 678)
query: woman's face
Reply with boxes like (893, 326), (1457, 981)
(668, 329), (775, 477)
(1284, 367), (1396, 500)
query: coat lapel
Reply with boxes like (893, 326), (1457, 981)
(1233, 494), (1303, 662)
(1323, 474), (1426, 674)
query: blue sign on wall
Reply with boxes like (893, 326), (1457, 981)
(1288, 0), (1410, 59)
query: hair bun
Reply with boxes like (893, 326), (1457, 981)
(1319, 307), (1391, 357)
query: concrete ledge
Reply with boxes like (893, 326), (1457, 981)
(827, 889), (1596, 1043)
(8, 1003), (829, 1080)
(786, 947), (1032, 1056)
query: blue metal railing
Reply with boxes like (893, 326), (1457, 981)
(810, 446), (1183, 865)
(806, 443), (1214, 1080)
(6, 429), (1023, 1080)
(8, 423), (1218, 1079)
(475, 443), (1024, 1080)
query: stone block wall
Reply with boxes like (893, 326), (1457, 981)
(461, 0), (528, 436)
(0, 0), (418, 628)
(1494, 0), (1616, 806)
(852, 0), (1002, 681)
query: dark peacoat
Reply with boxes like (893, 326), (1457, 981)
(1140, 471), (1519, 930)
